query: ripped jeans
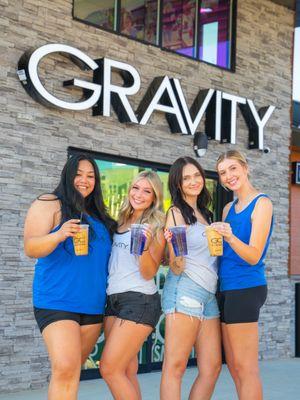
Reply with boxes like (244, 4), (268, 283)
(162, 271), (219, 319)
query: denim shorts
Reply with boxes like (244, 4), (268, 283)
(162, 271), (219, 319)
(105, 291), (161, 329)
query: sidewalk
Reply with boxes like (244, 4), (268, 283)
(1, 358), (299, 399)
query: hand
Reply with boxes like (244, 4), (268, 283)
(56, 219), (81, 242)
(164, 228), (173, 243)
(210, 222), (233, 243)
(142, 224), (153, 250)
(170, 256), (185, 275)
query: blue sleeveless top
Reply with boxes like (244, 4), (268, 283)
(219, 194), (273, 292)
(33, 215), (112, 314)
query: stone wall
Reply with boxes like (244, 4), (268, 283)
(0, 0), (295, 393)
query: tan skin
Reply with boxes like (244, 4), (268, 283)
(24, 160), (103, 400)
(160, 164), (221, 400)
(211, 158), (273, 400)
(100, 178), (165, 400)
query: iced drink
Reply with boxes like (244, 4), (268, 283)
(73, 224), (89, 256)
(130, 224), (146, 255)
(169, 225), (188, 257)
(205, 226), (223, 256)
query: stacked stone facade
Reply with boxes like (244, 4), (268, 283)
(0, 0), (296, 393)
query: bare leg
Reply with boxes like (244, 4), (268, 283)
(225, 322), (262, 400)
(80, 323), (102, 364)
(103, 317), (142, 400)
(100, 319), (152, 400)
(43, 321), (82, 400)
(222, 322), (241, 396)
(160, 313), (200, 400)
(189, 318), (222, 400)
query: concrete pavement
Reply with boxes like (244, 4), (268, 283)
(0, 358), (299, 399)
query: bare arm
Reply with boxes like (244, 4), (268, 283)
(139, 229), (166, 280)
(165, 208), (186, 275)
(24, 198), (80, 258)
(222, 201), (233, 221)
(212, 197), (273, 265)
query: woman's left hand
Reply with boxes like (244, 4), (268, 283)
(142, 224), (153, 250)
(210, 222), (233, 243)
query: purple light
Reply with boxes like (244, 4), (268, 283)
(200, 8), (212, 13)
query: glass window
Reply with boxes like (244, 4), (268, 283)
(162, 0), (196, 57)
(198, 0), (232, 68)
(121, 0), (158, 44)
(73, 0), (235, 74)
(73, 0), (115, 30)
(293, 25), (300, 128)
(75, 154), (218, 374)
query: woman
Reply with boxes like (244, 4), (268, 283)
(100, 170), (165, 400)
(160, 157), (221, 400)
(211, 150), (273, 400)
(24, 154), (116, 400)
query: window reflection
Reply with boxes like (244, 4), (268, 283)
(121, 1), (158, 44)
(293, 27), (300, 128)
(74, 0), (115, 30)
(162, 0), (196, 57)
(198, 0), (232, 68)
(73, 0), (234, 70)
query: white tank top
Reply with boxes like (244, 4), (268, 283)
(107, 230), (157, 295)
(184, 222), (218, 294)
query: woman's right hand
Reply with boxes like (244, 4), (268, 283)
(170, 256), (185, 275)
(164, 228), (173, 243)
(56, 219), (81, 242)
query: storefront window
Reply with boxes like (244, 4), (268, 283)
(198, 0), (232, 69)
(293, 24), (300, 128)
(162, 0), (196, 57)
(73, 0), (236, 70)
(121, 1), (158, 44)
(69, 150), (218, 375)
(73, 0), (115, 30)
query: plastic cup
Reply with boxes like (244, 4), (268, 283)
(205, 226), (223, 256)
(73, 224), (89, 256)
(169, 225), (188, 257)
(130, 224), (146, 255)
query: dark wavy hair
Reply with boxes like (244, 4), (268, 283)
(51, 154), (116, 239)
(168, 156), (212, 225)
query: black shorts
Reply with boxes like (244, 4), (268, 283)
(105, 291), (161, 330)
(34, 307), (104, 333)
(218, 285), (267, 324)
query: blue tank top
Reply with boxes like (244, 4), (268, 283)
(33, 215), (112, 314)
(219, 194), (273, 292)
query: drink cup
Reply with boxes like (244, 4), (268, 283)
(205, 226), (223, 256)
(169, 225), (188, 257)
(73, 224), (89, 256)
(130, 224), (146, 256)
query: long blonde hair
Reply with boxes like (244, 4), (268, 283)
(118, 170), (165, 238)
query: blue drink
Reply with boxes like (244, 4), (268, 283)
(130, 224), (146, 255)
(169, 225), (187, 257)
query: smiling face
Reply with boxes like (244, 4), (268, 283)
(181, 163), (204, 198)
(129, 178), (155, 212)
(217, 158), (249, 191)
(73, 159), (96, 198)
